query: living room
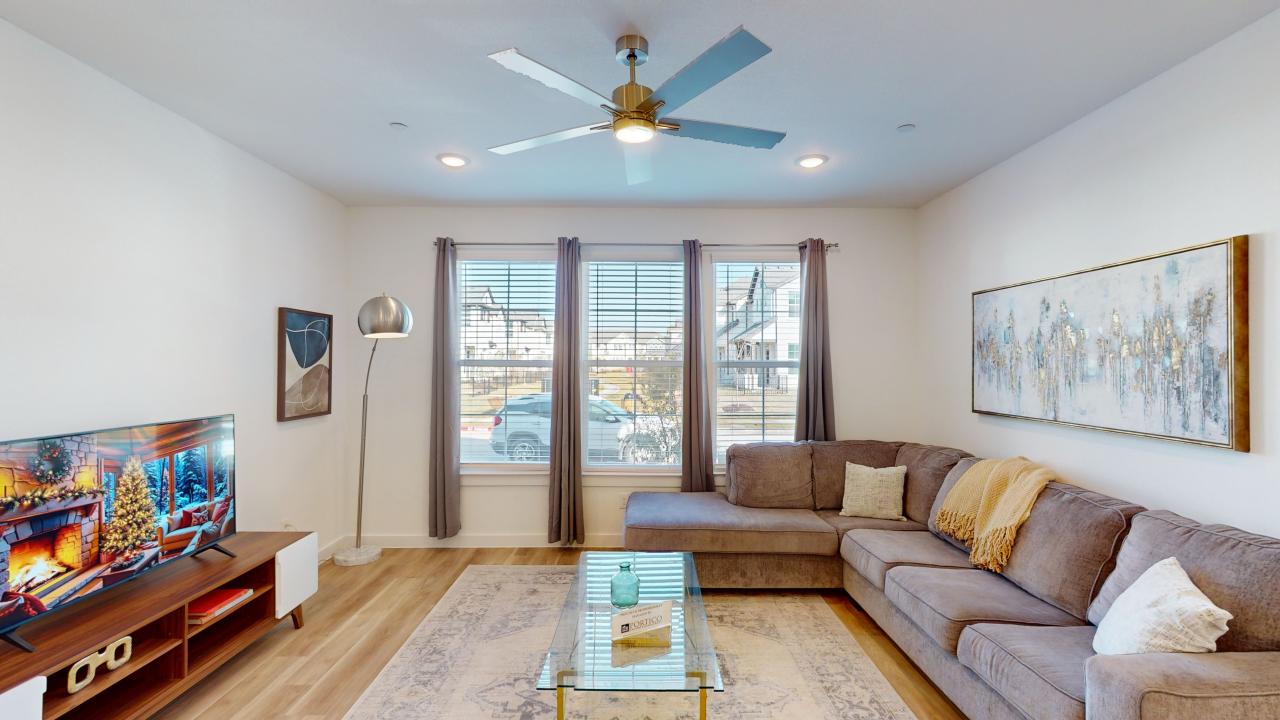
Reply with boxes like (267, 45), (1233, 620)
(1, 2), (1278, 719)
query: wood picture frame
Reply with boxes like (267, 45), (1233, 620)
(276, 307), (333, 422)
(971, 236), (1248, 451)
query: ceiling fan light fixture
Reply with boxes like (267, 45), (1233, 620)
(796, 154), (828, 169)
(614, 117), (656, 144)
(437, 153), (469, 168)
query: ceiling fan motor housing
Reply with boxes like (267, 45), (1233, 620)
(611, 82), (653, 112)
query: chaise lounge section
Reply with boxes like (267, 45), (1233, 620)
(623, 440), (1280, 720)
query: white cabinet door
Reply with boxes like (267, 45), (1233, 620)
(274, 532), (319, 619)
(0, 675), (45, 720)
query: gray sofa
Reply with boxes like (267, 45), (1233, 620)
(622, 440), (1280, 720)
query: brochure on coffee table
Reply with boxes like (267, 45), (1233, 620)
(611, 600), (672, 643)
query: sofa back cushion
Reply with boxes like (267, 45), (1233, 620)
(928, 456), (984, 551)
(725, 442), (814, 509)
(1000, 483), (1144, 619)
(811, 440), (903, 510)
(1088, 510), (1280, 651)
(894, 443), (972, 524)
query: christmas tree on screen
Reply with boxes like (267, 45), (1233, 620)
(102, 456), (157, 560)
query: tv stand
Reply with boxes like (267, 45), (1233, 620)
(192, 542), (237, 559)
(0, 532), (318, 720)
(0, 630), (34, 654)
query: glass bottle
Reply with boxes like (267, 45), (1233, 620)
(610, 561), (640, 608)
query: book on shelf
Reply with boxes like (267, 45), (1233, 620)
(188, 588), (254, 624)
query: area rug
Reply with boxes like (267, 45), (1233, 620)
(345, 566), (916, 720)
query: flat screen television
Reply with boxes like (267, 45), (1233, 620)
(0, 415), (235, 649)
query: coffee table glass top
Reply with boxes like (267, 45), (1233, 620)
(537, 551), (722, 693)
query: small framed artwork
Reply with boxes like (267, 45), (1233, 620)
(972, 236), (1248, 451)
(277, 307), (333, 421)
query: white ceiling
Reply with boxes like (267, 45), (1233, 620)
(3, 1), (1277, 207)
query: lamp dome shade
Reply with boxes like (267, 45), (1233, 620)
(358, 295), (413, 338)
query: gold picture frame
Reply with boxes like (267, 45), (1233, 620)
(971, 236), (1248, 452)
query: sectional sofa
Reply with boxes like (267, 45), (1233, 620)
(622, 440), (1280, 720)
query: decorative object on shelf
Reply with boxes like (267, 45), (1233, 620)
(972, 236), (1249, 451)
(66, 635), (132, 694)
(27, 438), (73, 485)
(610, 561), (640, 608)
(101, 457), (157, 557)
(334, 294), (414, 567)
(277, 307), (334, 421)
(188, 587), (254, 625)
(0, 486), (103, 513)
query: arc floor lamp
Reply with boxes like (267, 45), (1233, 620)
(333, 294), (414, 567)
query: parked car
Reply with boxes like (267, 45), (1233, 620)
(489, 393), (674, 463)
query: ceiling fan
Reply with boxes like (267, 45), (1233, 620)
(486, 26), (786, 185)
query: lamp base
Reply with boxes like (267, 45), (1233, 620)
(333, 544), (382, 566)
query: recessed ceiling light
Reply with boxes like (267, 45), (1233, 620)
(437, 153), (469, 168)
(796, 154), (827, 169)
(389, 121), (409, 130)
(897, 123), (917, 133)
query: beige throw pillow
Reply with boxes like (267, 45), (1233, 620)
(840, 463), (907, 520)
(1093, 556), (1233, 655)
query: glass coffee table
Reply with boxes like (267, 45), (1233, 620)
(538, 551), (723, 719)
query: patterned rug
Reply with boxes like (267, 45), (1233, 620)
(345, 566), (916, 720)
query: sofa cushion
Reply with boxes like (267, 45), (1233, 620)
(623, 491), (837, 555)
(725, 442), (814, 509)
(928, 456), (983, 551)
(895, 443), (972, 524)
(958, 624), (1094, 720)
(1088, 510), (1280, 652)
(884, 567), (1084, 654)
(841, 530), (971, 590)
(810, 440), (903, 510)
(816, 510), (926, 537)
(1000, 483), (1145, 619)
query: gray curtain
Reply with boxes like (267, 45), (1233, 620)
(549, 237), (584, 544)
(681, 239), (714, 492)
(428, 237), (461, 538)
(796, 238), (836, 441)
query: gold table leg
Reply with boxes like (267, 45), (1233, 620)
(699, 687), (707, 719)
(556, 686), (565, 720)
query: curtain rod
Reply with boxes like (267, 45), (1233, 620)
(432, 240), (837, 248)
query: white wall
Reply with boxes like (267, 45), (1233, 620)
(915, 11), (1280, 537)
(342, 207), (918, 547)
(0, 20), (350, 551)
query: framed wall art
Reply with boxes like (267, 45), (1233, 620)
(277, 307), (333, 421)
(972, 236), (1248, 451)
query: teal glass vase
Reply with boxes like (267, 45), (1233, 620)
(611, 561), (640, 608)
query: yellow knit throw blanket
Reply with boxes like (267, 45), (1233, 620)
(935, 457), (1055, 573)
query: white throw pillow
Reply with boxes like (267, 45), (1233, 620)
(840, 463), (907, 521)
(1093, 556), (1233, 655)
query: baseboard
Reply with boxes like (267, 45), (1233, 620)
(318, 535), (345, 563)
(324, 532), (624, 549)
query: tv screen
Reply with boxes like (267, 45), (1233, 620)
(0, 415), (235, 638)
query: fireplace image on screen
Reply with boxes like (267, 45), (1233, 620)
(0, 416), (235, 639)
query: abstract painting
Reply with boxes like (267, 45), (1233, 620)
(972, 237), (1248, 451)
(277, 307), (333, 421)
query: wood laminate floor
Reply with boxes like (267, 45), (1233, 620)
(152, 548), (964, 720)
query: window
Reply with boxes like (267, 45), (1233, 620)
(713, 261), (802, 461)
(458, 260), (556, 463)
(587, 261), (683, 465)
(173, 446), (209, 508)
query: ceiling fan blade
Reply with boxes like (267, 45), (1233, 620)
(488, 124), (606, 155)
(661, 118), (786, 149)
(622, 143), (653, 186)
(644, 26), (771, 116)
(489, 48), (614, 110)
